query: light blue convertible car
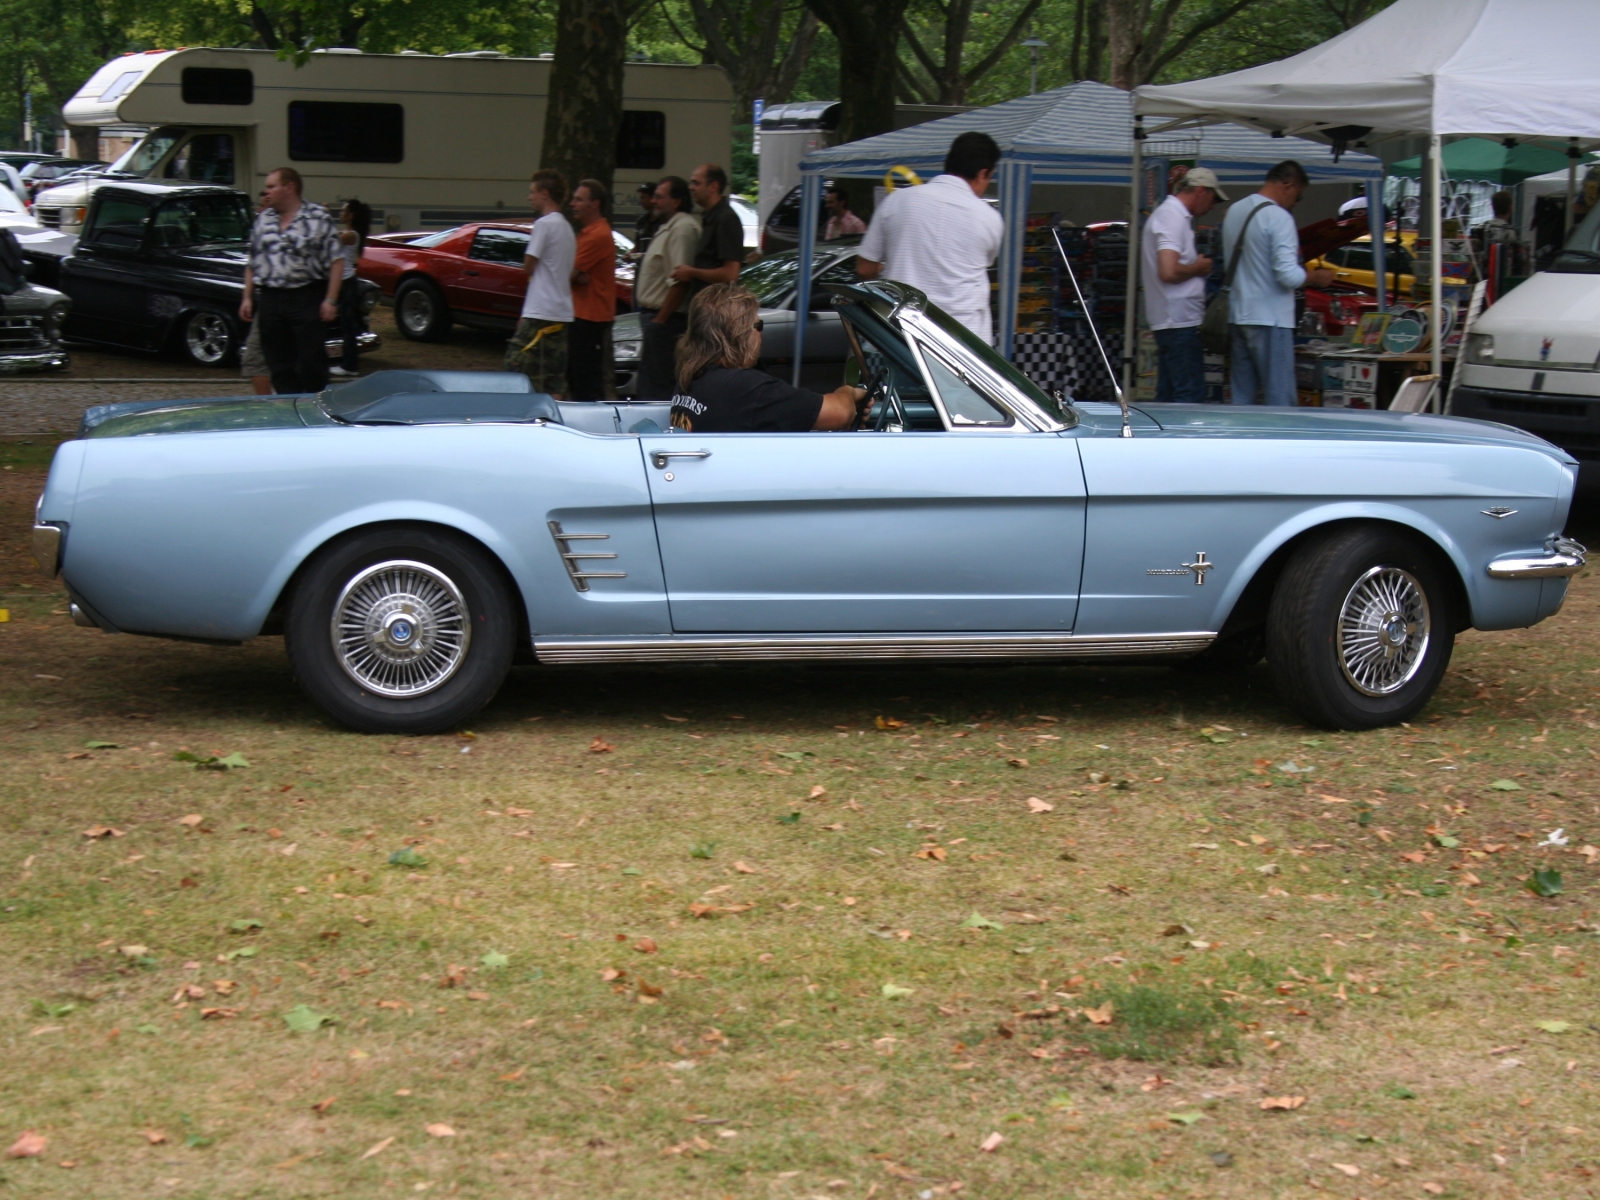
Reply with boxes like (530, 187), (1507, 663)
(33, 282), (1585, 734)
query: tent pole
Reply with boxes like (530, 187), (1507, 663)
(1123, 117), (1143, 397)
(1368, 178), (1386, 312)
(1566, 138), (1579, 239)
(792, 172), (823, 387)
(1429, 134), (1442, 383)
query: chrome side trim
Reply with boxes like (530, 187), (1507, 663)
(534, 631), (1216, 664)
(1488, 537), (1587, 580)
(547, 520), (625, 592)
(31, 522), (62, 578)
(69, 602), (97, 628)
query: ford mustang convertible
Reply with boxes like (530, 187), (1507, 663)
(33, 282), (1585, 734)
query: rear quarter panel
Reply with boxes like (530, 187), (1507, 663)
(1075, 434), (1570, 635)
(61, 424), (667, 641)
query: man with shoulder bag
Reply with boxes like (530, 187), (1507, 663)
(1144, 167), (1224, 403)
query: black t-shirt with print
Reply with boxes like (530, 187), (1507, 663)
(670, 365), (824, 433)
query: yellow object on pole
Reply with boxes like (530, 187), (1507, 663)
(882, 166), (922, 191)
(1429, 133), (1443, 383)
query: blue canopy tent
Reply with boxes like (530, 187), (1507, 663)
(791, 81), (1384, 388)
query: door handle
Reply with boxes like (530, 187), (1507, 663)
(650, 449), (711, 469)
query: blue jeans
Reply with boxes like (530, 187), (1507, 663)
(1228, 324), (1296, 406)
(1152, 325), (1208, 403)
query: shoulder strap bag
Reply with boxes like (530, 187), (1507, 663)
(1198, 199), (1268, 356)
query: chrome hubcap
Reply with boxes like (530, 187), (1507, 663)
(1337, 565), (1430, 696)
(187, 313), (229, 363)
(331, 560), (471, 697)
(399, 289), (434, 333)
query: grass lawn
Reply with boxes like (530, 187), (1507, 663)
(2, 435), (1598, 1198)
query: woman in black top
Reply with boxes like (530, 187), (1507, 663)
(670, 283), (868, 433)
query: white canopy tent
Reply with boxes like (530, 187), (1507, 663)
(1135, 0), (1600, 379)
(789, 81), (1381, 386)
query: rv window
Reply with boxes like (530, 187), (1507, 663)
(98, 71), (142, 103)
(616, 111), (665, 171)
(182, 68), (254, 106)
(469, 228), (530, 265)
(83, 196), (152, 250)
(163, 134), (236, 185)
(289, 102), (404, 163)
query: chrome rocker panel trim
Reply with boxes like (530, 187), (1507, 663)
(32, 522), (62, 577)
(534, 631), (1217, 664)
(1487, 538), (1587, 580)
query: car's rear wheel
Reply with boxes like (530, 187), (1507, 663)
(179, 310), (237, 366)
(284, 527), (515, 734)
(395, 278), (452, 341)
(1267, 525), (1455, 730)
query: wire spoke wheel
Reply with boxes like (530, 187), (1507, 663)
(1337, 565), (1430, 696)
(331, 559), (471, 697)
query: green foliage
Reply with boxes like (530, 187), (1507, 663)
(1074, 983), (1240, 1065)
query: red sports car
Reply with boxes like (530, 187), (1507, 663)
(359, 222), (636, 342)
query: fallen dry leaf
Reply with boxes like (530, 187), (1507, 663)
(1026, 797), (1055, 813)
(914, 845), (947, 862)
(634, 938), (659, 954)
(733, 861), (757, 874)
(1007, 758), (1028, 768)
(1083, 1002), (1114, 1026)
(980, 1131), (1005, 1153)
(1421, 1184), (1444, 1196)
(1260, 1096), (1306, 1111)
(5, 1131), (46, 1159)
(360, 1136), (395, 1160)
(82, 825), (124, 840)
(808, 785), (827, 799)
(637, 980), (665, 999)
(141, 1129), (168, 1145)
(875, 716), (905, 730)
(199, 1006), (239, 1020)
(425, 1123), (456, 1138)
(311, 1097), (336, 1116)
(1331, 1163), (1361, 1177)
(588, 737), (613, 754)
(177, 814), (204, 828)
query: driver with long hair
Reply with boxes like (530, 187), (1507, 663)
(670, 283), (869, 432)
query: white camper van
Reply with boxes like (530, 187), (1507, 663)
(1452, 206), (1600, 484)
(35, 47), (732, 235)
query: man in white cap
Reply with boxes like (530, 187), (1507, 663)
(1141, 167), (1226, 403)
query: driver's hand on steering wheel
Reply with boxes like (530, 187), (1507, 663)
(815, 384), (873, 430)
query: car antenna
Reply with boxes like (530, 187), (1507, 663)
(1052, 226), (1132, 439)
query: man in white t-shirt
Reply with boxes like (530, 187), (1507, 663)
(857, 131), (1005, 345)
(506, 168), (577, 398)
(1141, 167), (1226, 404)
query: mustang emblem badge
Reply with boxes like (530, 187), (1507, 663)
(1481, 507), (1518, 519)
(1148, 552), (1214, 586)
(1540, 338), (1554, 362)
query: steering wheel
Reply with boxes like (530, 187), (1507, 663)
(866, 367), (908, 432)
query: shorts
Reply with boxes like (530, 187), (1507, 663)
(240, 319), (267, 378)
(506, 319), (569, 396)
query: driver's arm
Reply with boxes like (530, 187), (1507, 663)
(814, 385), (868, 430)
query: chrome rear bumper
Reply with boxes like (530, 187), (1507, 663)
(1488, 537), (1587, 579)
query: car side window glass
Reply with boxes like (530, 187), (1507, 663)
(810, 255), (857, 311)
(919, 344), (1011, 427)
(469, 228), (529, 265)
(84, 197), (151, 249)
(151, 200), (196, 249)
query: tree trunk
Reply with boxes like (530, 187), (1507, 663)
(541, 0), (629, 198)
(1105, 0), (1146, 90)
(804, 0), (913, 143)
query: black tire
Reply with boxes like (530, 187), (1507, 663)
(284, 526), (515, 734)
(394, 278), (452, 341)
(1267, 525), (1455, 730)
(178, 309), (238, 367)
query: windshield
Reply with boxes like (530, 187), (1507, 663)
(404, 227), (463, 248)
(1551, 202), (1600, 273)
(110, 130), (182, 177)
(916, 303), (1073, 425)
(737, 248), (859, 308)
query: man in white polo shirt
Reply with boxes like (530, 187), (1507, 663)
(1141, 166), (1225, 403)
(857, 131), (1004, 344)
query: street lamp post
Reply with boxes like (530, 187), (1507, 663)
(1021, 37), (1047, 95)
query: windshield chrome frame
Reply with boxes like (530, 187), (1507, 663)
(896, 307), (1069, 433)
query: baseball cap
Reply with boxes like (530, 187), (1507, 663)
(1182, 167), (1229, 202)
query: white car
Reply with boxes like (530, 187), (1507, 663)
(730, 194), (760, 257)
(0, 184), (76, 258)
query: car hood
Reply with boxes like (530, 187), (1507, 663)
(1470, 271), (1600, 369)
(1135, 402), (1577, 462)
(80, 395), (314, 438)
(2, 282), (69, 313)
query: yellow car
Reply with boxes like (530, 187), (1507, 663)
(1306, 233), (1418, 298)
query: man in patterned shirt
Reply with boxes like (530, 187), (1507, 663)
(239, 167), (342, 394)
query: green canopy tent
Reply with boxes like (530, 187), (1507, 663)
(1390, 137), (1595, 183)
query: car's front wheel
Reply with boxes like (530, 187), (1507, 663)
(179, 310), (237, 366)
(284, 527), (516, 734)
(1267, 525), (1455, 730)
(394, 278), (452, 341)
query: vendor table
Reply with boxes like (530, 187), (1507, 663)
(1309, 348), (1455, 410)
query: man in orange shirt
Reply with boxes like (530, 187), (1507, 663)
(568, 178), (617, 400)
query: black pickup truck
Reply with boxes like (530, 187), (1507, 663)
(51, 181), (375, 367)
